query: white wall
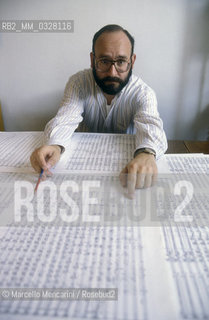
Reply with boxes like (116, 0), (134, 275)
(0, 0), (208, 140)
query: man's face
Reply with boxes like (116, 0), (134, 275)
(91, 31), (136, 95)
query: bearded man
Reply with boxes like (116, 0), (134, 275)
(30, 24), (167, 197)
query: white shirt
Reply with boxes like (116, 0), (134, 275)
(44, 68), (167, 158)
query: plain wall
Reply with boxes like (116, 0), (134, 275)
(0, 0), (209, 140)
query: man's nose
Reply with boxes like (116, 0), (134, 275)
(107, 63), (118, 77)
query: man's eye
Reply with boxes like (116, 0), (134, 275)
(101, 59), (110, 65)
(117, 60), (126, 65)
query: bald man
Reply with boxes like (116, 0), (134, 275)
(30, 24), (167, 197)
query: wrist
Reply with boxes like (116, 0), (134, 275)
(52, 145), (65, 154)
(134, 148), (156, 158)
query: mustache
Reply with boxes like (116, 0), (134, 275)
(102, 76), (123, 84)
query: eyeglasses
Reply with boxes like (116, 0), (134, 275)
(94, 55), (132, 73)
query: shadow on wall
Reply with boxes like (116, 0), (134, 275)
(5, 91), (63, 131)
(191, 104), (209, 141)
(175, 1), (209, 140)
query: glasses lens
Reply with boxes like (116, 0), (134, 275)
(115, 60), (129, 72)
(97, 59), (111, 72)
(96, 59), (130, 73)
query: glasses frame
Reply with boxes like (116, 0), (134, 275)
(93, 54), (133, 73)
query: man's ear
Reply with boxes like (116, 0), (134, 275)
(90, 52), (94, 68)
(131, 54), (136, 68)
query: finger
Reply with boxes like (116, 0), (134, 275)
(30, 149), (51, 173)
(32, 162), (42, 173)
(35, 146), (60, 171)
(30, 156), (42, 173)
(119, 167), (128, 187)
(38, 152), (50, 170)
(144, 173), (153, 188)
(31, 147), (50, 171)
(41, 174), (47, 181)
(46, 151), (60, 168)
(135, 172), (146, 189)
(127, 172), (137, 198)
(46, 168), (53, 177)
(41, 165), (54, 179)
(152, 172), (158, 186)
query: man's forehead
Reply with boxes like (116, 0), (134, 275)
(94, 31), (132, 57)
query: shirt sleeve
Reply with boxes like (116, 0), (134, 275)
(43, 73), (84, 149)
(133, 86), (167, 159)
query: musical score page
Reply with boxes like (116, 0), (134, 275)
(0, 132), (208, 320)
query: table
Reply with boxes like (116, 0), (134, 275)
(167, 140), (209, 154)
(0, 132), (208, 320)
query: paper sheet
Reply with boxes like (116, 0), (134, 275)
(0, 132), (43, 168)
(57, 133), (135, 173)
(0, 225), (149, 319)
(0, 132), (209, 320)
(0, 132), (135, 174)
(157, 153), (209, 174)
(1, 131), (208, 175)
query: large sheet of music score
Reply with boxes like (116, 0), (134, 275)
(0, 131), (208, 320)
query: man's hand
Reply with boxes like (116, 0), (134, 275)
(119, 153), (158, 198)
(30, 145), (62, 174)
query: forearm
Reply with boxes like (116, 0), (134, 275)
(134, 113), (167, 159)
(43, 73), (84, 149)
(43, 112), (83, 150)
(43, 97), (84, 149)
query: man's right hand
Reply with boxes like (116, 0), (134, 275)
(30, 145), (62, 173)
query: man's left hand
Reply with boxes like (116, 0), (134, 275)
(119, 153), (158, 198)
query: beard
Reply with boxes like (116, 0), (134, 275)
(92, 65), (132, 95)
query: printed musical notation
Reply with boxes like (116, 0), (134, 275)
(0, 132), (208, 319)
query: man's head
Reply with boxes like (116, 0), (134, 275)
(91, 24), (136, 95)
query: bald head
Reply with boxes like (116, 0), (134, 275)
(94, 31), (132, 60)
(92, 24), (134, 56)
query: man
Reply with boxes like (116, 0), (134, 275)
(30, 24), (167, 197)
